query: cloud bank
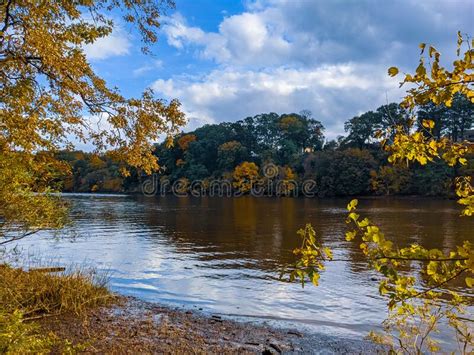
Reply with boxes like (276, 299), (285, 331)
(154, 0), (473, 138)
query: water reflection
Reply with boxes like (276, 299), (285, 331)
(7, 194), (473, 343)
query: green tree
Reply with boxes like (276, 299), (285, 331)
(417, 93), (473, 141)
(217, 141), (248, 172)
(344, 104), (410, 148)
(304, 149), (377, 197)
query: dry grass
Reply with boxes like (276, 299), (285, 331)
(0, 264), (114, 353)
(0, 264), (113, 319)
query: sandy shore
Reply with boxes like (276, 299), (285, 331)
(39, 296), (381, 354)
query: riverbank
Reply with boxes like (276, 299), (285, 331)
(0, 265), (381, 353)
(39, 296), (380, 354)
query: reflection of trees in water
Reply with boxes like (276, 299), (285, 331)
(358, 198), (471, 249)
(347, 198), (473, 291)
(68, 195), (473, 289)
(140, 196), (305, 267)
(70, 196), (144, 225)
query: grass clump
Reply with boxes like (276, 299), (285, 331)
(0, 264), (114, 353)
(0, 311), (54, 353)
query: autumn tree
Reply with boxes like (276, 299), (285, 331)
(370, 165), (413, 195)
(0, 1), (186, 244)
(232, 162), (259, 194)
(285, 33), (474, 353)
(277, 166), (297, 196)
(177, 134), (197, 152)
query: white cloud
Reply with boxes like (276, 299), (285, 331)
(163, 1), (473, 68)
(83, 29), (131, 60)
(156, 0), (473, 138)
(133, 60), (164, 77)
(163, 12), (290, 66)
(152, 64), (401, 138)
(163, 13), (207, 49)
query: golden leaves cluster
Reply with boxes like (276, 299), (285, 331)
(385, 122), (470, 167)
(384, 33), (474, 217)
(389, 32), (473, 109)
(281, 224), (332, 287)
(232, 161), (260, 193)
(345, 200), (473, 302)
(1, 1), (186, 171)
(345, 199), (473, 352)
(287, 32), (474, 353)
(0, 1), (185, 238)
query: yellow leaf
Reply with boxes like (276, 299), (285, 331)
(348, 212), (360, 222)
(388, 67), (399, 77)
(323, 247), (333, 260)
(345, 230), (357, 241)
(427, 261), (437, 276)
(311, 273), (320, 286)
(422, 119), (435, 129)
(428, 45), (438, 57)
(357, 218), (369, 228)
(373, 233), (380, 243)
(347, 199), (358, 211)
(419, 43), (426, 54)
(466, 277), (474, 288)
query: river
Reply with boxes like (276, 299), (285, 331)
(7, 194), (473, 347)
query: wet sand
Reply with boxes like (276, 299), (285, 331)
(40, 296), (381, 354)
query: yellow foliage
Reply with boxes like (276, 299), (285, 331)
(232, 162), (259, 193)
(0, 150), (69, 244)
(391, 32), (473, 109)
(89, 154), (106, 170)
(177, 134), (197, 151)
(286, 32), (474, 353)
(281, 224), (332, 287)
(278, 116), (303, 131)
(0, 1), (186, 242)
(218, 141), (242, 151)
(284, 166), (296, 180)
(278, 167), (297, 196)
(383, 33), (474, 216)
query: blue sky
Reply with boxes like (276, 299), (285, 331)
(84, 0), (474, 141)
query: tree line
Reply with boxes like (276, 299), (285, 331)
(58, 94), (473, 197)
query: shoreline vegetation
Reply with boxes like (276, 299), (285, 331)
(59, 191), (465, 200)
(0, 266), (379, 354)
(56, 97), (473, 199)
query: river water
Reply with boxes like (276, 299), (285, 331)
(8, 194), (473, 346)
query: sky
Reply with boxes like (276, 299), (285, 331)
(84, 0), (474, 141)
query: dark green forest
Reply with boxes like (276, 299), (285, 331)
(58, 95), (473, 197)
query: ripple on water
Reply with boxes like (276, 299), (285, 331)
(6, 194), (473, 348)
